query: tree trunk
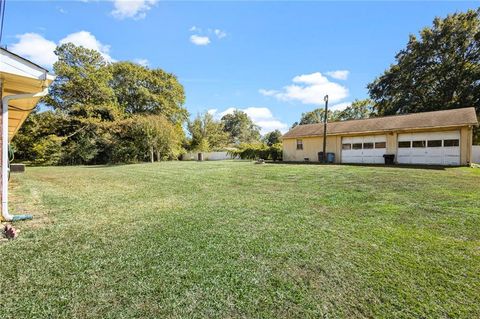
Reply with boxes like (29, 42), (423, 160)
(150, 147), (154, 163)
(156, 151), (161, 162)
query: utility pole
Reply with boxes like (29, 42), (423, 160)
(322, 95), (328, 163)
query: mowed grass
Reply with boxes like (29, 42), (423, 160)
(1, 161), (480, 318)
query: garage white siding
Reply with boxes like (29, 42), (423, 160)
(397, 131), (460, 165)
(341, 135), (387, 164)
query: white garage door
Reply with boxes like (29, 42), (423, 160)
(341, 135), (387, 164)
(397, 131), (460, 165)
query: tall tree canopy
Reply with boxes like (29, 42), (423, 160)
(336, 99), (377, 121)
(45, 43), (119, 121)
(109, 62), (187, 123)
(299, 109), (339, 125)
(262, 129), (282, 146)
(187, 112), (229, 151)
(13, 43), (187, 165)
(297, 99), (375, 125)
(367, 9), (480, 117)
(221, 110), (261, 144)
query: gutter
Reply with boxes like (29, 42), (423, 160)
(1, 83), (49, 221)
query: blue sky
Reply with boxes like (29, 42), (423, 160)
(6, 1), (479, 134)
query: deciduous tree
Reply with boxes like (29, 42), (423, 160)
(221, 110), (260, 144)
(109, 62), (187, 123)
(337, 99), (376, 121)
(188, 112), (229, 151)
(262, 129), (282, 146)
(367, 9), (480, 141)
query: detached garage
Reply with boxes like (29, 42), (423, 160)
(282, 107), (478, 166)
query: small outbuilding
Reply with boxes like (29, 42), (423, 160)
(282, 107), (478, 166)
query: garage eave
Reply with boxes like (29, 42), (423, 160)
(283, 124), (473, 140)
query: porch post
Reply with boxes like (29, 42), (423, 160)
(0, 81), (4, 219)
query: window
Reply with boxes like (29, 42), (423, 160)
(296, 139), (303, 150)
(427, 140), (442, 147)
(342, 143), (351, 150)
(398, 141), (411, 148)
(363, 142), (374, 149)
(444, 139), (459, 147)
(375, 142), (386, 149)
(304, 158), (310, 162)
(352, 143), (363, 150)
(412, 140), (426, 148)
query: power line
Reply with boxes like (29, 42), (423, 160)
(0, 0), (6, 45)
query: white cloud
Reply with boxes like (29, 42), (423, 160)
(189, 27), (226, 45)
(210, 107), (288, 134)
(133, 58), (149, 67)
(189, 26), (200, 32)
(9, 33), (57, 68)
(9, 31), (113, 69)
(214, 29), (227, 39)
(190, 35), (210, 46)
(258, 89), (278, 96)
(255, 119), (288, 134)
(59, 31), (113, 62)
(259, 72), (349, 105)
(326, 70), (349, 80)
(111, 0), (157, 20)
(330, 102), (351, 111)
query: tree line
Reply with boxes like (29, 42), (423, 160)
(12, 44), (275, 165)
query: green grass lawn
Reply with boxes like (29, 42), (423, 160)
(1, 161), (479, 318)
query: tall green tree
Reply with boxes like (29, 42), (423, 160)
(135, 115), (184, 162)
(337, 99), (377, 121)
(188, 112), (229, 151)
(109, 62), (187, 123)
(299, 108), (340, 125)
(221, 110), (260, 144)
(367, 9), (480, 120)
(294, 99), (375, 127)
(45, 43), (119, 121)
(14, 43), (189, 165)
(262, 129), (282, 146)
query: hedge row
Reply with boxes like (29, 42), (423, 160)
(228, 143), (282, 161)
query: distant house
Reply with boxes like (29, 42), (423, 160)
(282, 107), (478, 166)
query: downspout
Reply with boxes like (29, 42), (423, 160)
(1, 83), (49, 221)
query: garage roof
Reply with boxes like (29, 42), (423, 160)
(283, 107), (478, 139)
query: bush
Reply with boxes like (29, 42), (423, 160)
(32, 135), (64, 165)
(228, 143), (283, 161)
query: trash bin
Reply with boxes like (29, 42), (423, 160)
(327, 152), (335, 163)
(318, 152), (325, 162)
(383, 154), (395, 165)
(318, 152), (335, 163)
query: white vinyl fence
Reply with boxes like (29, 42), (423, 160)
(472, 145), (480, 164)
(181, 151), (236, 161)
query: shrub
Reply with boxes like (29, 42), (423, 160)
(228, 143), (283, 161)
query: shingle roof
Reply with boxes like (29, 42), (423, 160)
(283, 107), (478, 139)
